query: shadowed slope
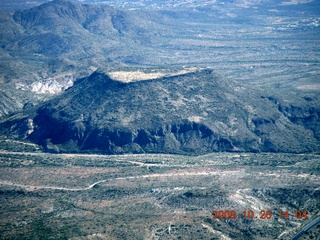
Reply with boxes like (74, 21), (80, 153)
(2, 69), (319, 154)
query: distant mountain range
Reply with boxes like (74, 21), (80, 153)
(1, 0), (318, 11)
(1, 0), (168, 61)
(1, 69), (319, 154)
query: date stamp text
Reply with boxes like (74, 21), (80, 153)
(212, 210), (308, 220)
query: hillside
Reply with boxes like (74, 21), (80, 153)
(2, 69), (319, 154)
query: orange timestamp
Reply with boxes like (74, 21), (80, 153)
(212, 209), (307, 220)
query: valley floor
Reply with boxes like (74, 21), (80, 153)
(0, 151), (319, 239)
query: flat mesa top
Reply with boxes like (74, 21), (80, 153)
(107, 67), (203, 83)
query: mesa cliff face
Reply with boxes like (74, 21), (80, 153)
(2, 69), (318, 154)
